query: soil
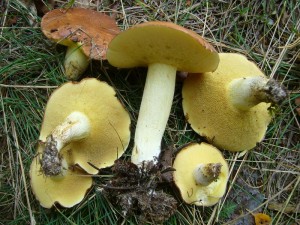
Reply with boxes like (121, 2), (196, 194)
(102, 148), (177, 224)
(40, 135), (64, 176)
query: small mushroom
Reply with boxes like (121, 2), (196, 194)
(182, 53), (287, 151)
(30, 145), (92, 208)
(173, 142), (229, 206)
(41, 8), (120, 80)
(107, 21), (219, 166)
(37, 78), (131, 176)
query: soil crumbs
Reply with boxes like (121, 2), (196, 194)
(102, 159), (177, 224)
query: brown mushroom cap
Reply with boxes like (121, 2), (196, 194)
(30, 145), (92, 208)
(107, 21), (219, 72)
(41, 8), (120, 59)
(182, 53), (272, 151)
(173, 142), (229, 206)
(39, 78), (131, 174)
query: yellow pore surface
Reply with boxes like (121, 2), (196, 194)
(173, 143), (229, 206)
(30, 145), (92, 208)
(39, 78), (131, 174)
(182, 53), (272, 151)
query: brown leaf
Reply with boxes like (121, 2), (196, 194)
(253, 213), (272, 225)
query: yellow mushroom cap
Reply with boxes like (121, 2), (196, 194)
(30, 145), (92, 208)
(182, 53), (272, 151)
(107, 21), (219, 72)
(41, 8), (120, 59)
(173, 142), (229, 206)
(39, 78), (131, 174)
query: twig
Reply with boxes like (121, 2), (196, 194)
(0, 84), (58, 89)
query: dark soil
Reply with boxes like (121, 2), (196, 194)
(102, 149), (177, 224)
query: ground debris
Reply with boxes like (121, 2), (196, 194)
(102, 159), (177, 224)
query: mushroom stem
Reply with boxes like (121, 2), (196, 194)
(228, 76), (287, 110)
(193, 163), (222, 186)
(132, 63), (177, 165)
(64, 43), (89, 80)
(41, 111), (91, 176)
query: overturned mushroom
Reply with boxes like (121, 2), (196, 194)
(173, 142), (229, 206)
(30, 145), (92, 208)
(41, 8), (120, 80)
(30, 78), (130, 208)
(107, 21), (219, 166)
(38, 78), (131, 176)
(182, 53), (287, 151)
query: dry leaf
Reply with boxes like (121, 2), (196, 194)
(253, 213), (272, 225)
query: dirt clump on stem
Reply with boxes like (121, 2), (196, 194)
(102, 149), (177, 224)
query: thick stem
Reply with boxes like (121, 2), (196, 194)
(228, 76), (287, 110)
(193, 163), (222, 186)
(132, 63), (177, 166)
(41, 111), (90, 176)
(64, 43), (89, 80)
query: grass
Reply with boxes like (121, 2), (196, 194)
(1, 0), (299, 224)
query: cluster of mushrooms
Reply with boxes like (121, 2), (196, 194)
(30, 7), (287, 221)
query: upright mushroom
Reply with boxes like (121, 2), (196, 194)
(107, 21), (219, 166)
(41, 8), (120, 80)
(173, 142), (229, 206)
(37, 78), (131, 176)
(182, 53), (287, 151)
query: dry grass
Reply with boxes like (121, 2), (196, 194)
(1, 0), (299, 224)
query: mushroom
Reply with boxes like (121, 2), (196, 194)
(107, 21), (219, 166)
(38, 78), (131, 176)
(182, 53), (287, 151)
(41, 8), (120, 80)
(173, 142), (229, 206)
(30, 145), (92, 208)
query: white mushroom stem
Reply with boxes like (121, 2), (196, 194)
(41, 111), (90, 176)
(132, 63), (177, 166)
(228, 76), (287, 111)
(64, 43), (89, 80)
(193, 163), (222, 186)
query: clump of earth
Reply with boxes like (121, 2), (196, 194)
(102, 149), (177, 224)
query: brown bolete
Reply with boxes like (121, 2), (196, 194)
(107, 21), (219, 166)
(182, 53), (287, 151)
(41, 8), (120, 80)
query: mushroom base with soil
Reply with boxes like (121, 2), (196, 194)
(103, 155), (177, 224)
